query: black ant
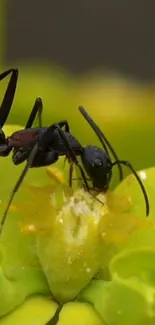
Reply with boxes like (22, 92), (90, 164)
(0, 97), (123, 232)
(0, 100), (149, 235)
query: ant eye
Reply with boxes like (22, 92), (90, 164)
(94, 158), (102, 167)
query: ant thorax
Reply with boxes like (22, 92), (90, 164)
(9, 128), (41, 148)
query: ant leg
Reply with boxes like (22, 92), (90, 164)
(57, 120), (70, 132)
(112, 160), (149, 217)
(79, 106), (123, 182)
(0, 144), (12, 157)
(0, 142), (39, 236)
(56, 121), (70, 167)
(72, 177), (91, 181)
(30, 150), (58, 167)
(25, 99), (70, 131)
(34, 122), (89, 190)
(1, 122), (66, 235)
(0, 133), (60, 235)
(55, 125), (90, 191)
(69, 161), (74, 186)
(45, 304), (62, 325)
(0, 69), (18, 127)
(12, 148), (30, 165)
(25, 97), (43, 128)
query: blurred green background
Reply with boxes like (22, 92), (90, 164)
(0, 0), (155, 183)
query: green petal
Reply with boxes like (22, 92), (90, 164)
(0, 248), (50, 316)
(36, 193), (106, 302)
(57, 301), (104, 325)
(81, 248), (155, 325)
(0, 296), (58, 325)
(115, 167), (155, 218)
(110, 248), (155, 285)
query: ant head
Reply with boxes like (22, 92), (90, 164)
(0, 129), (6, 144)
(79, 106), (123, 181)
(81, 146), (112, 191)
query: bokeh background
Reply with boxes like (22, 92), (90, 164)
(0, 0), (155, 183)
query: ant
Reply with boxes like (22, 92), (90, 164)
(0, 100), (149, 236)
(0, 97), (123, 233)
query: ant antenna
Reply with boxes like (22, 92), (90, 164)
(78, 106), (123, 182)
(112, 160), (149, 217)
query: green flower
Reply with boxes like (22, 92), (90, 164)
(0, 125), (154, 325)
